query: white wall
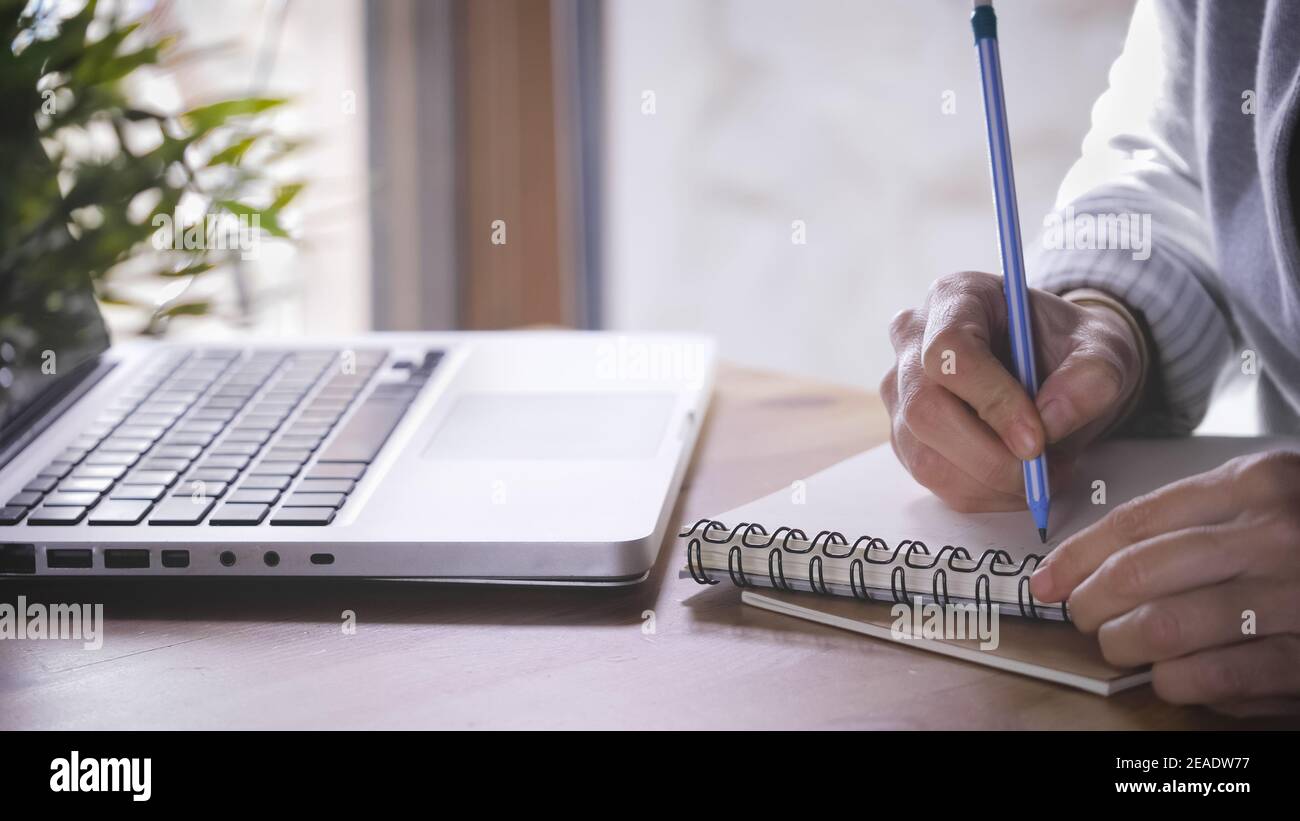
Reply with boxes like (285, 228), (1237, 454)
(603, 0), (1136, 390)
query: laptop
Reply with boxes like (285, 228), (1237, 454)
(0, 270), (714, 583)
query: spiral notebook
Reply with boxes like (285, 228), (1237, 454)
(683, 436), (1292, 620)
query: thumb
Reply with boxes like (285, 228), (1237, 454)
(1035, 348), (1131, 443)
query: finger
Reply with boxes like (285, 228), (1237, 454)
(1151, 635), (1300, 706)
(919, 285), (1045, 461)
(1067, 523), (1255, 633)
(894, 360), (1025, 497)
(892, 423), (1027, 512)
(1031, 463), (1242, 602)
(1095, 577), (1300, 667)
(879, 364), (899, 415)
(1228, 450), (1300, 509)
(888, 308), (922, 355)
(1035, 344), (1130, 444)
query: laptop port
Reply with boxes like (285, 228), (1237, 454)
(219, 550), (236, 567)
(47, 548), (93, 569)
(263, 551), (280, 567)
(160, 549), (190, 569)
(104, 549), (150, 569)
(309, 553), (334, 565)
(0, 544), (36, 574)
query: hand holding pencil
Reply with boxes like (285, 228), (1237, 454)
(879, 2), (1147, 528)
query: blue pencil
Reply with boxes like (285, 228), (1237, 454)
(971, 0), (1050, 543)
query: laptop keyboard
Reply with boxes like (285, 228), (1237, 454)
(0, 347), (442, 527)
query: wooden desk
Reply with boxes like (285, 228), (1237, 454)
(0, 364), (1270, 729)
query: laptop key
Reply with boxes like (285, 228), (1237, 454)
(236, 475), (291, 491)
(286, 424), (331, 438)
(27, 505), (88, 525)
(38, 461), (75, 479)
(250, 461), (302, 477)
(200, 396), (244, 409)
(252, 401), (297, 416)
(59, 477), (113, 494)
(84, 450), (141, 466)
(171, 480), (229, 499)
(242, 414), (286, 428)
(126, 413), (179, 427)
(109, 484), (167, 502)
(137, 401), (188, 415)
(22, 476), (59, 493)
(305, 462), (367, 481)
(43, 491), (100, 507)
(186, 467), (239, 484)
(284, 492), (346, 509)
(296, 412), (340, 426)
(265, 448), (312, 463)
(196, 455), (249, 470)
(276, 435), (323, 451)
(153, 392), (200, 406)
(295, 478), (355, 494)
(138, 458), (191, 473)
(88, 500), (153, 525)
(190, 408), (238, 422)
(209, 503), (270, 526)
(161, 431), (215, 447)
(211, 441), (261, 456)
(151, 445), (203, 461)
(71, 464), (127, 480)
(175, 420), (224, 434)
(122, 469), (179, 487)
(224, 429), (271, 444)
(148, 497), (214, 525)
(6, 491), (43, 508)
(98, 437), (153, 454)
(116, 425), (166, 441)
(0, 506), (27, 525)
(226, 488), (280, 504)
(270, 507), (335, 526)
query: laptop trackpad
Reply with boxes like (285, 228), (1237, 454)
(421, 393), (675, 461)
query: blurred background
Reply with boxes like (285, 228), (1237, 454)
(142, 0), (1137, 380)
(47, 0), (1256, 428)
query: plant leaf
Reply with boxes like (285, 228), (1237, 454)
(182, 98), (286, 134)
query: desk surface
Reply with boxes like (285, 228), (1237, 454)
(0, 364), (1272, 729)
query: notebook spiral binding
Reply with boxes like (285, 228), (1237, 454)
(682, 518), (1069, 621)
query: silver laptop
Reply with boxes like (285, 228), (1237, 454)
(0, 275), (714, 583)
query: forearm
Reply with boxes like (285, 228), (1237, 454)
(1028, 1), (1232, 433)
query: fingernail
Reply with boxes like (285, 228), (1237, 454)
(1009, 421), (1039, 460)
(1040, 398), (1072, 442)
(1030, 564), (1056, 601)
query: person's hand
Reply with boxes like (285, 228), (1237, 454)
(1031, 451), (1300, 716)
(881, 271), (1143, 512)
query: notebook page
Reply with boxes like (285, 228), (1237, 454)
(704, 436), (1296, 563)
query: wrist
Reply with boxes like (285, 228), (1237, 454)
(1061, 288), (1150, 432)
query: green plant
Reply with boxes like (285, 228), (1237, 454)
(1, 0), (301, 335)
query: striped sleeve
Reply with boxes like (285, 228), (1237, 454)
(1027, 0), (1234, 434)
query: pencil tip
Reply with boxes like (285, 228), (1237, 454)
(1038, 528), (1047, 544)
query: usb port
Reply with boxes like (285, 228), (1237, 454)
(0, 543), (36, 574)
(47, 548), (93, 569)
(104, 549), (150, 569)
